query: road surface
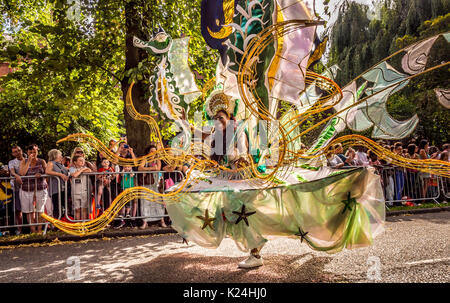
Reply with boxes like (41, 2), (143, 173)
(0, 212), (449, 283)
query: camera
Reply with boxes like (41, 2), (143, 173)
(124, 144), (129, 149)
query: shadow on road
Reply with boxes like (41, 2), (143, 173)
(127, 252), (350, 283)
(386, 211), (449, 224)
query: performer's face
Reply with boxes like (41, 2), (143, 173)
(215, 111), (229, 130)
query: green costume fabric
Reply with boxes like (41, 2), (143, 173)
(166, 166), (385, 253)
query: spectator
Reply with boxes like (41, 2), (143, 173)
(404, 144), (419, 199)
(367, 150), (383, 186)
(326, 150), (344, 168)
(116, 165), (136, 229)
(71, 147), (96, 171)
(440, 150), (449, 162)
(345, 147), (357, 166)
(69, 155), (92, 221)
(355, 146), (369, 166)
(392, 142), (405, 203)
(427, 146), (440, 197)
(428, 146), (440, 159)
(332, 143), (355, 167)
(368, 150), (380, 166)
(109, 139), (118, 153)
(45, 149), (69, 219)
(138, 145), (165, 229)
(405, 144), (419, 161)
(8, 145), (24, 235)
(442, 143), (449, 153)
(19, 144), (47, 234)
(393, 142), (404, 156)
(96, 158), (116, 211)
(116, 142), (135, 160)
(63, 156), (71, 169)
(418, 139), (431, 199)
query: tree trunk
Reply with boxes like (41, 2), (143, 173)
(121, 1), (151, 157)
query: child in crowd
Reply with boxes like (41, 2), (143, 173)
(96, 158), (115, 210)
(69, 155), (92, 221)
(116, 165), (136, 228)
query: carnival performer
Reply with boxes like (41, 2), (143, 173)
(181, 90), (267, 268)
(199, 91), (250, 172)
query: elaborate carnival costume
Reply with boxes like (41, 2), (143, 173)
(43, 1), (450, 269)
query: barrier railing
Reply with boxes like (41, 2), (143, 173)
(0, 170), (184, 235)
(0, 174), (61, 234)
(379, 166), (441, 206)
(1, 166), (447, 236)
(61, 170), (183, 224)
(439, 176), (450, 199)
(328, 165), (446, 208)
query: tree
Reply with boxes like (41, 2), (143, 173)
(0, 0), (217, 163)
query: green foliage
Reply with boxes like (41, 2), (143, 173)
(0, 0), (217, 162)
(0, 0), (125, 161)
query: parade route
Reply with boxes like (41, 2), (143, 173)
(0, 211), (448, 283)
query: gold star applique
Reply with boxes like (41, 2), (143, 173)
(196, 209), (216, 231)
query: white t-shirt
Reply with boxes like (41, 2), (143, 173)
(355, 151), (369, 166)
(69, 166), (89, 195)
(328, 155), (344, 168)
(8, 158), (21, 189)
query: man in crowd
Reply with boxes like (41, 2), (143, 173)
(8, 145), (24, 235)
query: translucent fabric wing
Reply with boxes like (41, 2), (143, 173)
(168, 37), (202, 104)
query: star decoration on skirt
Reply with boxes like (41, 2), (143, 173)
(196, 209), (216, 231)
(232, 204), (256, 226)
(295, 227), (309, 243)
(341, 192), (357, 214)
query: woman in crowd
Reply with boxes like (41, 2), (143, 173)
(428, 146), (440, 159)
(404, 144), (419, 199)
(418, 139), (431, 200)
(63, 156), (71, 169)
(392, 142), (405, 203)
(46, 149), (69, 219)
(138, 145), (166, 228)
(368, 150), (382, 173)
(109, 139), (118, 153)
(355, 146), (369, 166)
(19, 144), (47, 234)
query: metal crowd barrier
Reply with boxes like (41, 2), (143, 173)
(1, 166), (447, 236)
(440, 176), (450, 199)
(328, 165), (447, 208)
(0, 174), (61, 234)
(379, 166), (441, 206)
(0, 170), (184, 235)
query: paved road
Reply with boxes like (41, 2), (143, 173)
(0, 212), (449, 283)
